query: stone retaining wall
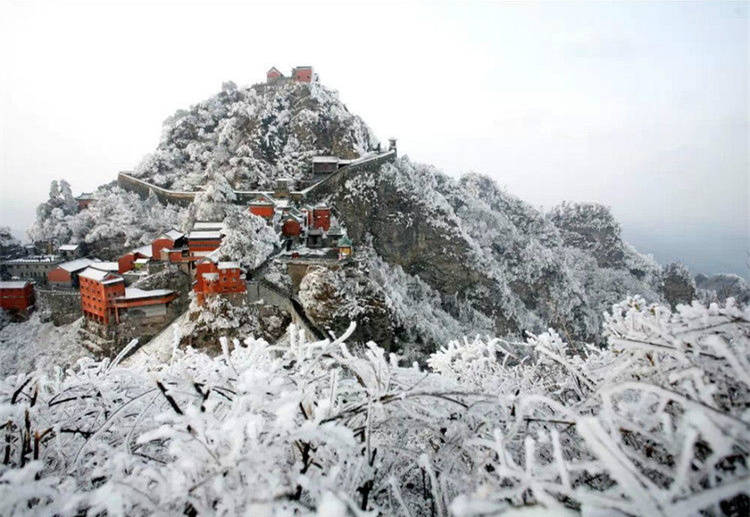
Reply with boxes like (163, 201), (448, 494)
(36, 288), (82, 326)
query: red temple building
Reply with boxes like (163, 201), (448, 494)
(117, 245), (152, 273)
(267, 67), (283, 82)
(79, 267), (125, 325)
(248, 195), (276, 219)
(75, 193), (94, 211)
(0, 281), (35, 313)
(152, 229), (185, 261)
(194, 254), (246, 305)
(291, 66), (313, 83)
(281, 214), (303, 238)
(188, 231), (223, 258)
(47, 258), (95, 288)
(311, 204), (331, 231)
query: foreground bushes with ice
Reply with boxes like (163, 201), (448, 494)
(1, 297), (748, 516)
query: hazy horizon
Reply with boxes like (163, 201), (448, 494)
(1, 1), (748, 280)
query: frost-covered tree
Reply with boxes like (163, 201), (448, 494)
(27, 180), (80, 245)
(695, 272), (750, 305)
(193, 171), (237, 221)
(0, 227), (21, 254)
(27, 184), (184, 255)
(660, 262), (696, 309)
(219, 209), (278, 269)
(1, 297), (748, 516)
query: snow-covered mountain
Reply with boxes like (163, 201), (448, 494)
(26, 76), (699, 358)
(132, 80), (378, 191)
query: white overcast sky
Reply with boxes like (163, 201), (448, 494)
(1, 0), (748, 278)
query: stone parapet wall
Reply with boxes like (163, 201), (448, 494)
(305, 151), (396, 201)
(117, 151), (396, 208)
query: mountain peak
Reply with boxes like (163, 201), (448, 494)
(133, 72), (378, 192)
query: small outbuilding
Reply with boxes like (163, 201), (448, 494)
(0, 281), (35, 314)
(152, 229), (186, 261)
(47, 258), (95, 288)
(338, 236), (353, 261)
(58, 243), (84, 259)
(248, 195), (276, 219)
(312, 156), (339, 175)
(267, 67), (284, 82)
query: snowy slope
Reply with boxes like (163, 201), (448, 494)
(132, 80), (378, 191)
(0, 315), (92, 378)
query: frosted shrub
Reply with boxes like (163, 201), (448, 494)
(1, 298), (748, 516)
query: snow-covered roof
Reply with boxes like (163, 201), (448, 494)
(131, 244), (153, 258)
(188, 231), (222, 240)
(79, 267), (120, 282)
(117, 287), (174, 300)
(59, 244), (80, 251)
(275, 199), (291, 209)
(158, 229), (184, 241)
(57, 258), (94, 273)
(249, 195), (275, 206)
(267, 66), (283, 76)
(0, 281), (30, 289)
(92, 262), (119, 272)
(76, 193), (94, 200)
(193, 222), (224, 231)
(313, 156), (339, 164)
(2, 255), (61, 264)
(217, 261), (241, 270)
(134, 258), (149, 264)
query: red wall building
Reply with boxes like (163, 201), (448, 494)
(312, 205), (331, 231)
(75, 193), (94, 211)
(152, 229), (185, 261)
(281, 216), (302, 238)
(292, 66), (313, 83)
(188, 231), (222, 258)
(0, 281), (35, 312)
(267, 67), (283, 82)
(194, 258), (245, 305)
(248, 196), (276, 219)
(118, 254), (136, 274)
(79, 268), (125, 325)
(47, 258), (94, 287)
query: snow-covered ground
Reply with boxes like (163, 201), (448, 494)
(0, 314), (92, 377)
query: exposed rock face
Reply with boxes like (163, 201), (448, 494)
(299, 261), (393, 350)
(133, 80), (378, 191)
(329, 157), (662, 345)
